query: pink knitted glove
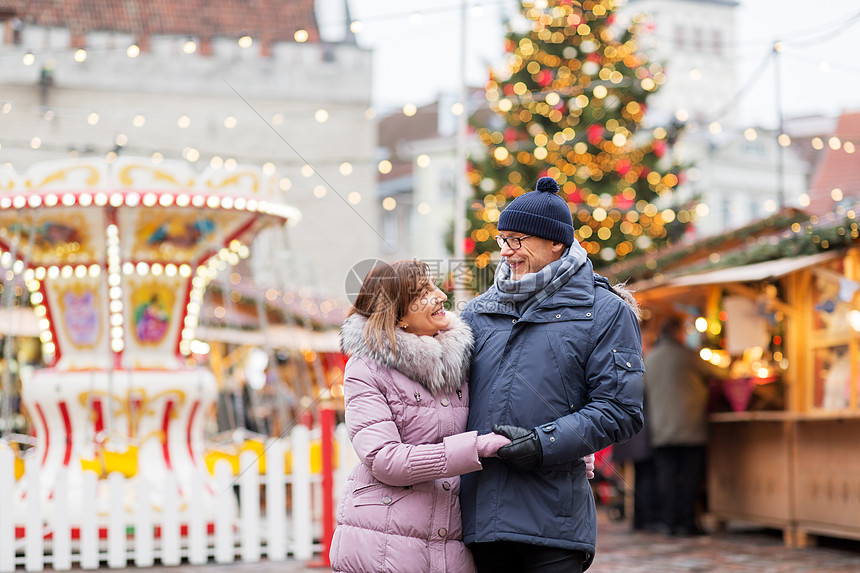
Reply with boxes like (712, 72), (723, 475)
(476, 433), (512, 458)
(584, 453), (595, 479)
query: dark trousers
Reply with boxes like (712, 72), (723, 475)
(653, 445), (706, 532)
(631, 458), (660, 530)
(471, 541), (586, 573)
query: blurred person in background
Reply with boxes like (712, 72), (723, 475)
(644, 316), (729, 537)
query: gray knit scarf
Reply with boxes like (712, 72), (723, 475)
(495, 240), (589, 305)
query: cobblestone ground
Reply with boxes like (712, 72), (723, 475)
(122, 508), (860, 573)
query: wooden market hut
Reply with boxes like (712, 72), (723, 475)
(607, 208), (860, 547)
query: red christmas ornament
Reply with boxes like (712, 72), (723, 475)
(463, 238), (476, 254)
(503, 84), (515, 96)
(654, 140), (667, 158)
(504, 128), (518, 143)
(537, 69), (553, 87)
(587, 124), (604, 144)
(616, 159), (631, 175)
(615, 196), (633, 210)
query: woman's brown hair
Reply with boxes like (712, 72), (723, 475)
(348, 260), (432, 355)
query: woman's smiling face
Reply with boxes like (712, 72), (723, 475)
(401, 281), (449, 336)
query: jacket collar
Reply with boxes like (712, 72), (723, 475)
(340, 312), (473, 395)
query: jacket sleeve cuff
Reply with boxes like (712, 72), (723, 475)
(443, 431), (483, 475)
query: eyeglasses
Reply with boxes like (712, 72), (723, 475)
(494, 235), (533, 250)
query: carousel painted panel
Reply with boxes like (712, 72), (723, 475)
(123, 275), (189, 369)
(0, 208), (106, 267)
(119, 206), (251, 265)
(42, 276), (110, 370)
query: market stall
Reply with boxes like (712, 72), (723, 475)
(631, 245), (860, 547)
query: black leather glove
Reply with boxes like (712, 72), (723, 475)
(493, 424), (543, 471)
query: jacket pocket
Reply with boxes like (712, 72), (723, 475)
(612, 350), (645, 407)
(351, 483), (413, 507)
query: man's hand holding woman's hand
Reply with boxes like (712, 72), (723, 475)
(476, 432), (511, 458)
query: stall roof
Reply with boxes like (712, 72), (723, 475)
(635, 251), (841, 293)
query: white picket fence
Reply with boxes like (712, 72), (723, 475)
(0, 424), (358, 571)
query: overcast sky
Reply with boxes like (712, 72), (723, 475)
(318, 0), (860, 127)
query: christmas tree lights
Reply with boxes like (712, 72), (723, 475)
(466, 0), (690, 289)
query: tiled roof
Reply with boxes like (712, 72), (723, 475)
(5, 0), (319, 43)
(808, 110), (860, 215)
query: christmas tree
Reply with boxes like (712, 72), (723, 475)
(465, 0), (688, 291)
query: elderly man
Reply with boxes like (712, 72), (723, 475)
(460, 177), (644, 573)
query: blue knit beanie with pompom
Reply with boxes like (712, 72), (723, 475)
(497, 177), (574, 245)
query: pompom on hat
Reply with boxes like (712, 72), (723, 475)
(497, 176), (575, 245)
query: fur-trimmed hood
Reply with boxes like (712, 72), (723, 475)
(340, 312), (473, 396)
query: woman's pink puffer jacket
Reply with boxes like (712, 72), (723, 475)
(330, 312), (481, 573)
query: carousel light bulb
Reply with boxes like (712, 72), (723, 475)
(13, 196), (26, 209)
(179, 264), (192, 277)
(111, 339), (124, 352)
(60, 264), (73, 278)
(142, 193), (157, 207)
(35, 305), (46, 317)
(78, 193), (93, 206)
(74, 49), (87, 62)
(246, 199), (258, 211)
(75, 265), (87, 278)
(695, 317), (708, 332)
(192, 195), (206, 207)
(206, 196), (219, 208)
(47, 266), (60, 279)
(224, 158), (237, 170)
(224, 116), (237, 129)
(158, 194), (174, 207)
(23, 52), (35, 65)
(133, 114), (146, 127)
(28, 195), (42, 208)
(0, 197), (10, 209)
(31, 292), (43, 304)
(124, 192), (140, 207)
(220, 197), (234, 209)
(39, 319), (51, 332)
(35, 267), (46, 280)
(88, 265), (100, 277)
(109, 193), (123, 207)
(165, 264), (177, 277)
(94, 193), (108, 206)
(233, 197), (246, 210)
(151, 263), (163, 276)
(44, 342), (55, 355)
(110, 300), (123, 313)
(43, 194), (58, 207)
(136, 262), (149, 275)
(39, 331), (52, 343)
(108, 273), (121, 286)
(122, 262), (134, 275)
(110, 314), (124, 327)
(176, 194), (191, 207)
(109, 286), (122, 300)
(127, 44), (140, 58)
(24, 269), (35, 281)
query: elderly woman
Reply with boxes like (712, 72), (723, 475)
(329, 260), (510, 573)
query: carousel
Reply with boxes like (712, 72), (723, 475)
(0, 156), (300, 533)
